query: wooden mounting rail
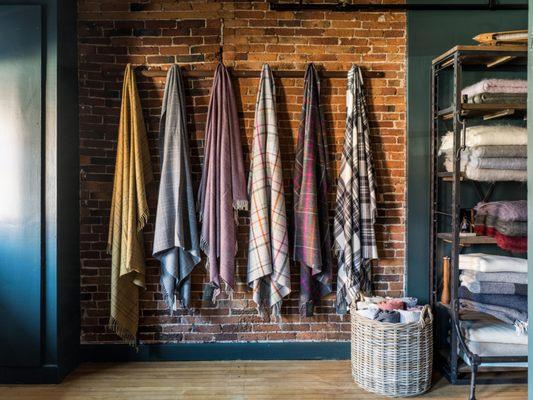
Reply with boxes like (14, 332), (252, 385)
(134, 67), (385, 79)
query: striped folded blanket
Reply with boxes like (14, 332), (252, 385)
(460, 299), (528, 334)
(443, 159), (527, 181)
(460, 274), (527, 296)
(474, 214), (527, 237)
(468, 92), (527, 104)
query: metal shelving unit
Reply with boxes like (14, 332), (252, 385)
(429, 45), (528, 400)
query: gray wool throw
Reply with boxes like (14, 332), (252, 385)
(153, 65), (201, 311)
(460, 299), (528, 334)
(461, 269), (528, 285)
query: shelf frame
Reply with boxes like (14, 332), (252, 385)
(429, 46), (528, 398)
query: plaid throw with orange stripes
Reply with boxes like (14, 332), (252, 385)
(247, 64), (291, 319)
(334, 66), (378, 315)
(293, 63), (333, 317)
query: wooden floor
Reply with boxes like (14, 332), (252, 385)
(0, 361), (527, 399)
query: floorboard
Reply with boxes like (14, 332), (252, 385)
(0, 361), (527, 399)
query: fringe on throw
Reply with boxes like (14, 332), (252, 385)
(515, 320), (528, 335)
(233, 199), (249, 212)
(109, 317), (138, 350)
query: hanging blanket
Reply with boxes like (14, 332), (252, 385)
(459, 253), (527, 273)
(462, 79), (527, 97)
(460, 299), (528, 334)
(247, 64), (290, 319)
(439, 125), (527, 154)
(153, 65), (201, 311)
(198, 63), (248, 301)
(475, 200), (527, 222)
(334, 65), (378, 315)
(107, 64), (154, 345)
(469, 92), (527, 104)
(461, 269), (528, 285)
(460, 274), (527, 296)
(294, 63), (332, 317)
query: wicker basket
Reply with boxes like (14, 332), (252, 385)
(351, 305), (433, 397)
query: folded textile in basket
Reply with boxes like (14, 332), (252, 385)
(459, 287), (527, 313)
(378, 299), (406, 310)
(474, 214), (527, 237)
(475, 200), (527, 222)
(461, 269), (528, 285)
(462, 79), (527, 97)
(356, 308), (379, 320)
(443, 159), (527, 182)
(460, 274), (527, 296)
(465, 340), (528, 357)
(468, 92), (527, 104)
(444, 156), (526, 171)
(397, 309), (421, 323)
(460, 319), (528, 345)
(460, 299), (528, 334)
(459, 253), (528, 273)
(472, 226), (527, 253)
(439, 125), (527, 154)
(375, 310), (400, 323)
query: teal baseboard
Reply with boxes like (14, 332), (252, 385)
(81, 342), (350, 362)
(0, 365), (61, 384)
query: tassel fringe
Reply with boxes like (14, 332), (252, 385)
(109, 317), (138, 350)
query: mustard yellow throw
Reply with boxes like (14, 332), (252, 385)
(107, 64), (153, 346)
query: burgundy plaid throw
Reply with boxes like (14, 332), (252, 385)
(293, 63), (332, 317)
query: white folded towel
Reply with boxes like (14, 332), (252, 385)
(459, 253), (527, 273)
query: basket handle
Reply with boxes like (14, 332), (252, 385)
(418, 305), (433, 327)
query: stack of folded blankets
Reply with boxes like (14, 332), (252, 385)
(438, 124), (527, 182)
(474, 200), (527, 253)
(460, 318), (528, 359)
(458, 253), (528, 335)
(462, 78), (527, 104)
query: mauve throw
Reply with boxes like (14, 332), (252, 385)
(247, 64), (290, 318)
(198, 63), (248, 301)
(153, 65), (201, 311)
(475, 200), (527, 222)
(474, 214), (527, 237)
(294, 63), (332, 317)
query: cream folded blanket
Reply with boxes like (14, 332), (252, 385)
(439, 125), (527, 154)
(462, 79), (527, 97)
(465, 341), (528, 357)
(459, 253), (527, 273)
(461, 319), (528, 345)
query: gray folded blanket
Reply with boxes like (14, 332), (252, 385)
(459, 287), (527, 313)
(469, 145), (527, 158)
(468, 92), (527, 104)
(475, 214), (527, 237)
(460, 277), (527, 296)
(460, 299), (528, 334)
(461, 270), (528, 285)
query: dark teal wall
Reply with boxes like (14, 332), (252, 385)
(406, 5), (528, 303)
(0, 0), (78, 383)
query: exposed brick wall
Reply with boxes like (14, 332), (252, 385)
(78, 0), (406, 344)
